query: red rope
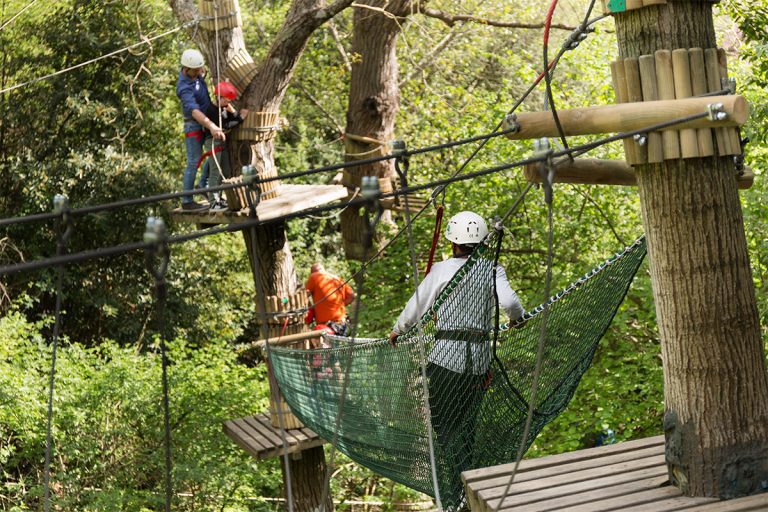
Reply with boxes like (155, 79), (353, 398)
(425, 204), (444, 275)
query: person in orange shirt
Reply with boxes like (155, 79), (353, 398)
(305, 262), (355, 335)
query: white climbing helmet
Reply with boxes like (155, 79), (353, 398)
(445, 211), (488, 245)
(181, 49), (205, 68)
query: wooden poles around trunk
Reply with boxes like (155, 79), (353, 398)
(613, 0), (768, 498)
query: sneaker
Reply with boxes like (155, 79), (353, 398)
(182, 201), (210, 211)
(209, 199), (228, 212)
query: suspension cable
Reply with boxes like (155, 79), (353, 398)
(0, 22), (195, 96)
(0, 0), (41, 32)
(0, 109), (710, 278)
(42, 195), (73, 512)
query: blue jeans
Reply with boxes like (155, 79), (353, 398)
(182, 121), (209, 204)
(197, 139), (231, 190)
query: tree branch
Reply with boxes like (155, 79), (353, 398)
(419, 7), (576, 30)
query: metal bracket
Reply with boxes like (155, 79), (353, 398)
(53, 194), (74, 256)
(503, 112), (520, 134)
(706, 103), (728, 122)
(241, 165), (261, 219)
(633, 133), (648, 146)
(533, 138), (555, 205)
(721, 77), (737, 95)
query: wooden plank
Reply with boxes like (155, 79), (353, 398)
(562, 486), (716, 512)
(475, 454), (667, 506)
(223, 418), (270, 457)
(464, 436), (664, 485)
(466, 444), (665, 495)
(253, 413), (302, 447)
(685, 492), (768, 511)
(170, 184), (348, 225)
(492, 466), (669, 511)
(243, 414), (290, 448)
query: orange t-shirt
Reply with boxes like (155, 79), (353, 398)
(306, 271), (353, 323)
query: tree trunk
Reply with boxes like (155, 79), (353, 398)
(614, 1), (768, 498)
(169, 1), (354, 508)
(340, 0), (411, 260)
(282, 446), (334, 511)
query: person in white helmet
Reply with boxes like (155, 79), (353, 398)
(175, 49), (226, 210)
(388, 210), (524, 510)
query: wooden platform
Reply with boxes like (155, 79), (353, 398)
(223, 413), (326, 461)
(170, 184), (348, 225)
(463, 436), (768, 511)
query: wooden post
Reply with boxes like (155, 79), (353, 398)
(521, 158), (754, 189)
(614, 0), (768, 498)
(689, 48), (715, 157)
(638, 55), (664, 163)
(654, 50), (681, 160)
(502, 95), (747, 140)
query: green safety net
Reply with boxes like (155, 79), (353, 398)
(269, 233), (647, 509)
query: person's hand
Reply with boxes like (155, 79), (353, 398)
(388, 331), (399, 347)
(239, 108), (249, 119)
(211, 127), (226, 141)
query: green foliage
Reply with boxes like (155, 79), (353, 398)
(0, 0), (767, 509)
(0, 311), (277, 511)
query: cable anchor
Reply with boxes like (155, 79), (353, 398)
(633, 133), (648, 146)
(503, 112), (520, 134)
(533, 138), (555, 205)
(721, 77), (737, 95)
(52, 194), (74, 256)
(361, 177), (384, 250)
(241, 165), (261, 219)
(144, 216), (170, 301)
(706, 103), (728, 121)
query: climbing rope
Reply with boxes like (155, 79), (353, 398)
(42, 195), (73, 512)
(143, 217), (174, 512)
(395, 144), (444, 508)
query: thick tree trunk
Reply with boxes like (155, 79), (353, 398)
(282, 446), (334, 511)
(340, 0), (411, 260)
(169, 1), (353, 509)
(614, 2), (768, 498)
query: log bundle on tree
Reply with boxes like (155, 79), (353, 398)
(612, 0), (768, 499)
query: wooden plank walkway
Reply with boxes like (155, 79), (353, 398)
(170, 184), (348, 226)
(462, 436), (768, 511)
(223, 412), (326, 461)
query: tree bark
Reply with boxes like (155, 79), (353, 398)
(169, 1), (352, 509)
(614, 1), (768, 498)
(340, 0), (411, 260)
(282, 446), (334, 511)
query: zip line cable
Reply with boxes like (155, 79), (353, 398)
(0, 0), (41, 32)
(0, 108), (711, 278)
(0, 21), (194, 95)
(0, 127), (519, 228)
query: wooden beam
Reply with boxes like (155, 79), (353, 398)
(522, 158), (754, 189)
(253, 329), (328, 348)
(503, 95), (747, 140)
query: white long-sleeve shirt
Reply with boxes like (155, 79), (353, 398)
(392, 256), (525, 374)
